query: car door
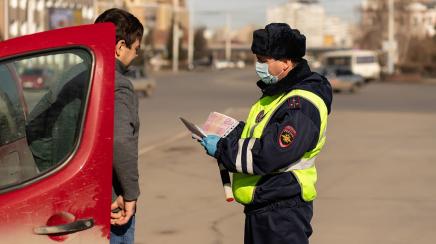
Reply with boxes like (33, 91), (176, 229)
(0, 23), (115, 243)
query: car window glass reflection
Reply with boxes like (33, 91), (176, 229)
(0, 49), (91, 190)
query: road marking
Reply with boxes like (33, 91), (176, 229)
(139, 131), (189, 156)
(138, 107), (246, 156)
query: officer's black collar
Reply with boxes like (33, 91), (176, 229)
(257, 59), (312, 96)
(115, 59), (130, 75)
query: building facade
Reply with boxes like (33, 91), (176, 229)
(358, 0), (436, 71)
(406, 1), (436, 37)
(360, 0), (435, 39)
(1, 0), (95, 40)
(1, 0), (190, 50)
(124, 0), (189, 51)
(266, 0), (351, 48)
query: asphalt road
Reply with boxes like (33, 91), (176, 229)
(134, 68), (436, 244)
(138, 68), (436, 148)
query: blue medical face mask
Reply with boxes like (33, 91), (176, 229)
(255, 61), (280, 84)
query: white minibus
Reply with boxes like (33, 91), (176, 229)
(322, 50), (381, 80)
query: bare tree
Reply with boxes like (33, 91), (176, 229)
(403, 35), (436, 75)
(355, 0), (411, 64)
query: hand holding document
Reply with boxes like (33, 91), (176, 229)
(179, 117), (207, 141)
(179, 112), (239, 202)
(180, 112), (239, 139)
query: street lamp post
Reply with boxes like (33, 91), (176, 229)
(187, 0), (194, 70)
(225, 12), (231, 62)
(27, 0), (36, 35)
(387, 0), (396, 74)
(4, 0), (9, 39)
(172, 0), (180, 72)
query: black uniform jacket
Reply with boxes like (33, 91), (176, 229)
(215, 60), (332, 206)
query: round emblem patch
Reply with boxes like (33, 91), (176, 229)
(279, 126), (297, 148)
(255, 110), (265, 123)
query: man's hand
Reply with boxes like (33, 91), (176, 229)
(111, 195), (125, 225)
(110, 195), (136, 226)
(115, 200), (136, 225)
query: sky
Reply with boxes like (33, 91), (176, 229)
(191, 0), (363, 28)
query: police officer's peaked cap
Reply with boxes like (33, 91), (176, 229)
(251, 23), (306, 60)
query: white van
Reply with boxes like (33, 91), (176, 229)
(322, 50), (381, 80)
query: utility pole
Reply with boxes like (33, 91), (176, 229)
(187, 0), (194, 70)
(3, 0), (9, 40)
(172, 0), (180, 72)
(27, 0), (36, 35)
(225, 13), (231, 62)
(387, 0), (395, 74)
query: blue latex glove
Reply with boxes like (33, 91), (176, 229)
(200, 135), (221, 157)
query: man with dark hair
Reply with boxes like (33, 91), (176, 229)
(95, 8), (143, 244)
(198, 23), (333, 244)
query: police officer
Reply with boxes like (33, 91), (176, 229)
(198, 23), (333, 244)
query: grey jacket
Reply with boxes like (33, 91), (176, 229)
(113, 60), (140, 201)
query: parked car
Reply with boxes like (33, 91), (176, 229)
(20, 68), (54, 89)
(315, 67), (365, 93)
(192, 56), (213, 69)
(213, 60), (246, 70)
(213, 60), (235, 70)
(0, 23), (114, 243)
(235, 60), (246, 69)
(333, 68), (365, 87)
(125, 66), (156, 97)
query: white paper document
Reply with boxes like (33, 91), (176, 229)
(179, 112), (239, 140)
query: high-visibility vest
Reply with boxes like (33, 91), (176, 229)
(232, 89), (328, 204)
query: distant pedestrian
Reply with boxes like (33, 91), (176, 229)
(95, 8), (143, 244)
(197, 23), (333, 244)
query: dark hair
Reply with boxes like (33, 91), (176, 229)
(95, 8), (144, 48)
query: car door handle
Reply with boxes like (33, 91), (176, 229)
(33, 218), (94, 235)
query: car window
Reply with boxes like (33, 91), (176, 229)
(0, 49), (92, 191)
(336, 69), (353, 76)
(324, 68), (336, 76)
(356, 56), (376, 64)
(326, 56), (351, 67)
(22, 68), (43, 76)
(0, 65), (26, 146)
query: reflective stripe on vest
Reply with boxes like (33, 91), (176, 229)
(232, 89), (328, 204)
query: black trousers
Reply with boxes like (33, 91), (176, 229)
(244, 197), (313, 244)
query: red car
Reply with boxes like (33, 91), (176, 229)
(20, 68), (54, 89)
(0, 24), (115, 243)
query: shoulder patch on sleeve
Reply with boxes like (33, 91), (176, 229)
(279, 125), (297, 148)
(287, 96), (301, 110)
